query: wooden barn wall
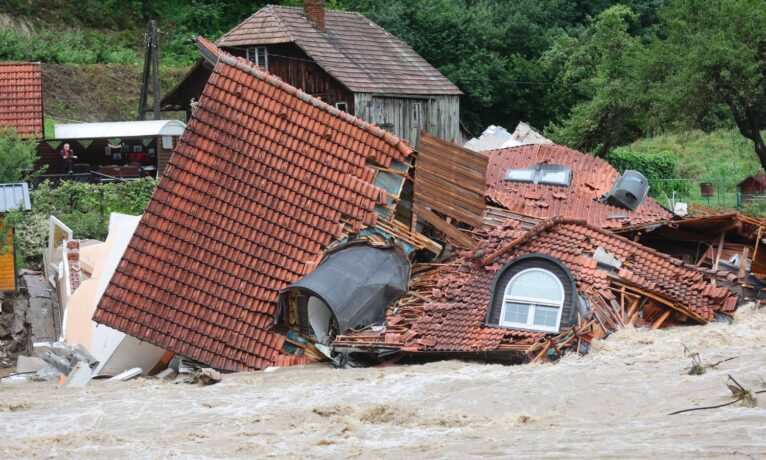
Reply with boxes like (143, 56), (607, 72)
(354, 94), (460, 146)
(161, 60), (213, 113)
(414, 132), (488, 228)
(224, 43), (355, 112)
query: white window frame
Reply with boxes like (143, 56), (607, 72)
(499, 267), (565, 333)
(335, 101), (349, 112)
(247, 47), (268, 69)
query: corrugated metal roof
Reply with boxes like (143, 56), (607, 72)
(53, 120), (186, 140)
(0, 182), (31, 213)
(216, 6), (462, 95)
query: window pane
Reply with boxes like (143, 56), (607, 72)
(540, 169), (571, 186)
(503, 302), (530, 324)
(506, 270), (564, 302)
(504, 168), (535, 182)
(533, 305), (559, 328)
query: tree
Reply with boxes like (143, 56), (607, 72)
(0, 129), (43, 183)
(646, 0), (766, 170)
(543, 5), (647, 155)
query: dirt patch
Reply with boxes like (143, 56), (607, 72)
(42, 63), (189, 125)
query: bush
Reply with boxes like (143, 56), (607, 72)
(6, 178), (157, 267)
(605, 147), (689, 198)
(0, 27), (138, 65)
(0, 129), (44, 182)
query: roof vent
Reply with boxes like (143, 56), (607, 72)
(605, 170), (649, 211)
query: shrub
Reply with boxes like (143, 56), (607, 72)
(605, 147), (689, 198)
(0, 129), (44, 182)
(7, 178), (157, 267)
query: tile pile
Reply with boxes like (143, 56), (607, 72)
(335, 217), (738, 360)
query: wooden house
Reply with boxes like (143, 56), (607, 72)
(0, 183), (31, 292)
(738, 171), (766, 195)
(162, 0), (462, 145)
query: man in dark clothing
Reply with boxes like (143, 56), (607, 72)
(60, 143), (77, 173)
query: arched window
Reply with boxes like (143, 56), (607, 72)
(499, 268), (565, 332)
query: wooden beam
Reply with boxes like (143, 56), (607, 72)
(739, 246), (750, 280)
(753, 226), (763, 261)
(651, 310), (672, 329)
(413, 203), (477, 250)
(712, 232), (726, 271)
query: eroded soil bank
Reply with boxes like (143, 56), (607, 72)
(2, 306), (765, 459)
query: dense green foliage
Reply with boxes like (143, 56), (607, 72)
(605, 147), (687, 198)
(0, 129), (43, 182)
(5, 179), (156, 266)
(2, 0), (764, 172)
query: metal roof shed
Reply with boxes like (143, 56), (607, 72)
(53, 120), (186, 139)
(38, 120), (187, 177)
(0, 182), (31, 213)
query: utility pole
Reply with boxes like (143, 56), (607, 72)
(138, 20), (162, 120)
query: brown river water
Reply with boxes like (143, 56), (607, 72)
(2, 305), (766, 459)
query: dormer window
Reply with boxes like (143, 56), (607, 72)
(504, 163), (572, 187)
(500, 268), (565, 332)
(487, 254), (577, 334)
(247, 47), (268, 70)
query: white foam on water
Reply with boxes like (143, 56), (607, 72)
(2, 306), (765, 459)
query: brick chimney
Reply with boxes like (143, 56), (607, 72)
(304, 0), (326, 31)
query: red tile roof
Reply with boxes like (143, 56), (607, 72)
(216, 5), (462, 95)
(484, 144), (673, 229)
(93, 54), (413, 371)
(0, 62), (43, 139)
(337, 217), (737, 354)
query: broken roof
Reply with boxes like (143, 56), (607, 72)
(336, 217), (738, 355)
(93, 54), (413, 371)
(0, 62), (43, 139)
(216, 5), (462, 96)
(484, 144), (673, 229)
(464, 122), (552, 152)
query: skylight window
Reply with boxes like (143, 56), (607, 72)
(504, 163), (572, 187)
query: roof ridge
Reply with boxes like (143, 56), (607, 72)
(217, 54), (413, 157)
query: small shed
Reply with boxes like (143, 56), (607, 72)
(737, 171), (766, 195)
(36, 120), (186, 178)
(0, 183), (32, 291)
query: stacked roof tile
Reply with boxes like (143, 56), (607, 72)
(484, 144), (673, 229)
(338, 218), (737, 354)
(93, 54), (413, 371)
(216, 5), (462, 95)
(0, 62), (43, 139)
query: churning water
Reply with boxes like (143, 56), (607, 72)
(2, 306), (766, 459)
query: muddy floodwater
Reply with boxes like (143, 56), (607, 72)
(2, 306), (766, 459)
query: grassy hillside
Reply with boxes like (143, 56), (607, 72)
(622, 130), (761, 181)
(42, 64), (189, 133)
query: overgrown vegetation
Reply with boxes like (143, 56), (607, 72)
(0, 28), (137, 65)
(604, 147), (687, 198)
(0, 129), (44, 182)
(5, 179), (156, 267)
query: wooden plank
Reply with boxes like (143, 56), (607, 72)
(712, 232), (726, 271)
(413, 203), (477, 250)
(739, 246), (750, 280)
(651, 310), (672, 329)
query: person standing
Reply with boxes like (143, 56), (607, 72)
(59, 143), (77, 173)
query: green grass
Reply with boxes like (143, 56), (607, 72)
(612, 129), (763, 212)
(621, 129), (761, 180)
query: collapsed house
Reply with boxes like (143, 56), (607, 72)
(92, 51), (438, 371)
(85, 43), (749, 371)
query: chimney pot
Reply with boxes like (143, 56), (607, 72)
(304, 0), (326, 32)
